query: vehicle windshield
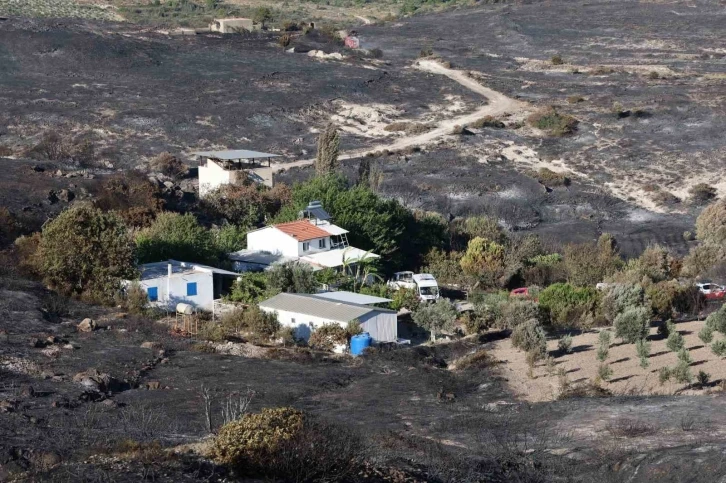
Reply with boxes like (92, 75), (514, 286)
(399, 273), (413, 282)
(420, 286), (439, 296)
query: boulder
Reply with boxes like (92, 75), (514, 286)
(29, 337), (46, 348)
(77, 318), (96, 332)
(0, 400), (16, 413)
(29, 451), (61, 470)
(146, 381), (161, 390)
(140, 341), (161, 350)
(72, 368), (123, 393)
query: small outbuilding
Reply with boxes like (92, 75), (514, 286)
(193, 149), (281, 196)
(259, 292), (397, 342)
(131, 260), (239, 312)
(210, 18), (254, 34)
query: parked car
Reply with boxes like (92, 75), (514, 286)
(696, 282), (726, 300)
(388, 271), (440, 302)
(510, 287), (529, 297)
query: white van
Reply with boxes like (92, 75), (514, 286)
(387, 271), (440, 302)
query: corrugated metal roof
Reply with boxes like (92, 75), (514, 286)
(139, 260), (239, 281)
(311, 291), (392, 305)
(275, 220), (330, 241)
(192, 149), (280, 160)
(259, 293), (395, 322)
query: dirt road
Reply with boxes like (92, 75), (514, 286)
(272, 59), (529, 173)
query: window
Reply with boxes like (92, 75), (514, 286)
(147, 287), (158, 302)
(303, 242), (310, 251)
(186, 282), (197, 297)
(318, 238), (326, 249)
(291, 318), (296, 324)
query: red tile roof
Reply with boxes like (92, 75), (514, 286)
(274, 220), (330, 242)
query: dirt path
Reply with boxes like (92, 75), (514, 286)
(272, 59), (529, 173)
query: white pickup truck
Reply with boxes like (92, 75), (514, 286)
(387, 271), (440, 302)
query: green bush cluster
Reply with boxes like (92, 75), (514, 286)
(308, 323), (348, 351)
(538, 283), (599, 328)
(614, 306), (651, 343)
(527, 107), (578, 136)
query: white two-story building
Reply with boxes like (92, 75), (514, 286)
(229, 201), (379, 272)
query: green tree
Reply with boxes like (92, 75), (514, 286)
(136, 212), (217, 264)
(413, 298), (458, 341)
(563, 233), (622, 286)
(229, 272), (270, 304)
(252, 6), (273, 27)
(460, 236), (506, 288)
(274, 175), (446, 270)
(34, 203), (137, 300)
(267, 262), (318, 294)
(635, 338), (650, 369)
(315, 123), (340, 177)
(538, 283), (599, 327)
(614, 306), (651, 343)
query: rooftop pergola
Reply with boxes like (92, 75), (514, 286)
(192, 149), (281, 169)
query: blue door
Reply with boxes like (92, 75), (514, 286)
(147, 287), (158, 302)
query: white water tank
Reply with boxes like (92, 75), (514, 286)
(176, 303), (194, 315)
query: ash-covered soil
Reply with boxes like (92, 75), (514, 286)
(0, 18), (480, 167)
(3, 277), (726, 481)
(359, 0), (726, 211)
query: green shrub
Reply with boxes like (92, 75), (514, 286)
(150, 152), (187, 178)
(511, 319), (547, 359)
(711, 339), (726, 358)
(212, 407), (361, 481)
(229, 272), (270, 304)
(538, 283), (598, 328)
(672, 360), (692, 384)
(677, 347), (692, 365)
(666, 325), (685, 353)
(220, 306), (281, 342)
(597, 330), (611, 362)
(635, 338), (650, 369)
(124, 282), (149, 315)
(345, 320), (363, 339)
(614, 306), (651, 343)
(551, 54), (564, 65)
(533, 167), (571, 187)
(413, 298), (458, 341)
(705, 307), (726, 333)
(390, 287), (420, 312)
(558, 334), (573, 354)
(597, 363), (613, 382)
(469, 116), (505, 129)
(33, 203), (137, 301)
(456, 349), (490, 370)
(500, 299), (543, 330)
(308, 323), (348, 351)
(212, 407), (304, 469)
(698, 325), (714, 344)
(601, 284), (648, 323)
(136, 212), (217, 265)
(527, 107), (578, 136)
(275, 327), (297, 347)
(658, 367), (671, 385)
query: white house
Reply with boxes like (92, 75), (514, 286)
(209, 18), (255, 34)
(259, 292), (397, 342)
(229, 201), (379, 272)
(131, 260), (239, 312)
(193, 149), (280, 196)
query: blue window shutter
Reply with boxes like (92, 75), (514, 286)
(147, 287), (158, 302)
(187, 282), (197, 296)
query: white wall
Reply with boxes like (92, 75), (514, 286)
(297, 237), (331, 256)
(198, 160), (234, 197)
(247, 227), (299, 257)
(260, 307), (397, 343)
(139, 271), (215, 312)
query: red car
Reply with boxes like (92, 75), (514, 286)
(510, 287), (530, 297)
(697, 282), (726, 301)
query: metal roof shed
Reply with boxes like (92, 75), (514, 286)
(259, 293), (397, 342)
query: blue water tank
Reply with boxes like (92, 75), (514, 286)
(350, 332), (372, 356)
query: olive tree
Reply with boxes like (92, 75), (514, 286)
(413, 298), (458, 342)
(34, 203), (137, 301)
